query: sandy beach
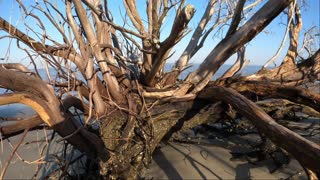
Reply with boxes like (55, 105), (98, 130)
(145, 142), (305, 179)
(0, 100), (318, 179)
(0, 134), (306, 179)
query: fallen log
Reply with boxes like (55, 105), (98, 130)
(198, 86), (320, 176)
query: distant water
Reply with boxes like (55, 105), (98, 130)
(164, 63), (261, 79)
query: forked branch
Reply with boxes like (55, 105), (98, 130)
(144, 4), (195, 86)
(184, 0), (292, 94)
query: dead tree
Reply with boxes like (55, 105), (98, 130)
(0, 0), (319, 179)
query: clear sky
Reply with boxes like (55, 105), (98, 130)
(0, 0), (319, 67)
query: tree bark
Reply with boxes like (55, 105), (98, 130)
(198, 86), (320, 175)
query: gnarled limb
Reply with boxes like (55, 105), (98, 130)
(0, 63), (33, 74)
(256, 99), (320, 120)
(0, 93), (56, 126)
(216, 80), (320, 112)
(0, 115), (43, 139)
(0, 67), (108, 159)
(0, 92), (106, 158)
(62, 95), (88, 113)
(246, 49), (320, 84)
(198, 86), (320, 175)
(0, 67), (63, 119)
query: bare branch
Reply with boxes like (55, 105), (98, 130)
(221, 80), (320, 112)
(0, 129), (28, 179)
(175, 0), (218, 71)
(219, 47), (248, 79)
(0, 17), (84, 70)
(184, 0), (292, 94)
(123, 0), (145, 33)
(263, 0), (299, 68)
(144, 4), (195, 86)
(282, 0), (302, 66)
(30, 1), (70, 44)
(298, 26), (318, 58)
(72, 0), (122, 102)
(177, 0), (262, 72)
(225, 0), (246, 37)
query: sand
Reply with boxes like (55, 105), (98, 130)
(1, 137), (305, 179)
(1, 104), (318, 179)
(144, 142), (305, 179)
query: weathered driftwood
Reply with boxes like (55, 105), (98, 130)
(198, 86), (320, 175)
(0, 0), (319, 179)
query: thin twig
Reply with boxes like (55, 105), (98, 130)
(0, 129), (29, 179)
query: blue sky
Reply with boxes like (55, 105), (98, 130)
(0, 0), (319, 67)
